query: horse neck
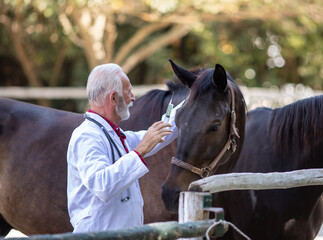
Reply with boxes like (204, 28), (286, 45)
(270, 95), (323, 169)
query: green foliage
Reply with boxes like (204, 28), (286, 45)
(174, 18), (323, 90)
(0, 0), (322, 93)
(0, 0), (88, 87)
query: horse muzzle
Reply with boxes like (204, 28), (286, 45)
(161, 183), (181, 213)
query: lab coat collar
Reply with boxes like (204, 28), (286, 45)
(85, 112), (127, 152)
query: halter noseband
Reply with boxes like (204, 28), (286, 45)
(171, 81), (239, 178)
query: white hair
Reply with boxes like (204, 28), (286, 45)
(86, 63), (123, 106)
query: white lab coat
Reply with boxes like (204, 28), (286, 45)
(67, 102), (181, 233)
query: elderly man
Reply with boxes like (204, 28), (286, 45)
(67, 63), (181, 233)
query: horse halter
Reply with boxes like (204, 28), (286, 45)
(171, 81), (240, 178)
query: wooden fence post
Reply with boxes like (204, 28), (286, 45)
(178, 191), (211, 240)
(179, 192), (212, 223)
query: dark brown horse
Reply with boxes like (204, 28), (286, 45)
(161, 61), (246, 213)
(0, 66), (188, 235)
(217, 95), (323, 240)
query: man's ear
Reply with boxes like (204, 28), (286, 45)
(109, 92), (118, 105)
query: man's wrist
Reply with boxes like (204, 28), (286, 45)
(133, 150), (147, 166)
(134, 145), (148, 157)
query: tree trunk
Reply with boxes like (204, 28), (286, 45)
(122, 24), (190, 73)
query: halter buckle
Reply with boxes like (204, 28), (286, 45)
(230, 138), (237, 153)
(201, 167), (211, 178)
(231, 110), (236, 124)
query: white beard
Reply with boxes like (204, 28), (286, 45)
(116, 96), (133, 120)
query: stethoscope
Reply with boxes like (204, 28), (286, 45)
(84, 114), (131, 202)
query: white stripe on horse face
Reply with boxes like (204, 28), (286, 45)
(283, 218), (296, 234)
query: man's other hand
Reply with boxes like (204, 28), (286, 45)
(134, 121), (173, 157)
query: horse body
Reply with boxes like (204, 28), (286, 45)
(218, 96), (323, 240)
(0, 98), (82, 234)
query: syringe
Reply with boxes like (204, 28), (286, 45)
(163, 93), (174, 123)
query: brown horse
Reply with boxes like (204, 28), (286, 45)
(161, 61), (246, 213)
(0, 68), (188, 235)
(216, 95), (323, 240)
(0, 99), (81, 235)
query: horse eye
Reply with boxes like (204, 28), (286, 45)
(206, 124), (221, 133)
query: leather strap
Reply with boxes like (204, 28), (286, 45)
(171, 157), (211, 178)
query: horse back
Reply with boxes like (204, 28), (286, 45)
(0, 98), (83, 161)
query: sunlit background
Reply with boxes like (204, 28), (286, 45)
(1, 0), (323, 238)
(0, 0), (322, 112)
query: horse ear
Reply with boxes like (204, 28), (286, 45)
(169, 59), (197, 88)
(213, 64), (228, 92)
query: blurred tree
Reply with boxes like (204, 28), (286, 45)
(1, 1), (64, 87)
(146, 0), (323, 89)
(172, 14), (322, 90)
(0, 0), (322, 109)
(57, 0), (193, 72)
(0, 0), (89, 106)
(57, 0), (323, 75)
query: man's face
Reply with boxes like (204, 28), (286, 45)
(120, 72), (135, 105)
(116, 72), (135, 120)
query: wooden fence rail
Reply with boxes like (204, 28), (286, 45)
(0, 85), (167, 99)
(5, 168), (323, 240)
(5, 220), (219, 240)
(0, 86), (321, 104)
(189, 168), (323, 193)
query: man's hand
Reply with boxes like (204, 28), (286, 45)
(134, 121), (173, 157)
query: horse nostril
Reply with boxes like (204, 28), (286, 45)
(172, 192), (180, 211)
(161, 184), (181, 213)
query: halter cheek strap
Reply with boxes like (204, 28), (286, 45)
(171, 81), (239, 178)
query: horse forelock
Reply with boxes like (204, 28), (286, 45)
(269, 95), (323, 160)
(191, 69), (214, 97)
(189, 69), (246, 113)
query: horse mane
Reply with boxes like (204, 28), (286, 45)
(132, 78), (188, 123)
(269, 94), (323, 158)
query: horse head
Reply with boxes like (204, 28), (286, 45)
(162, 60), (246, 213)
